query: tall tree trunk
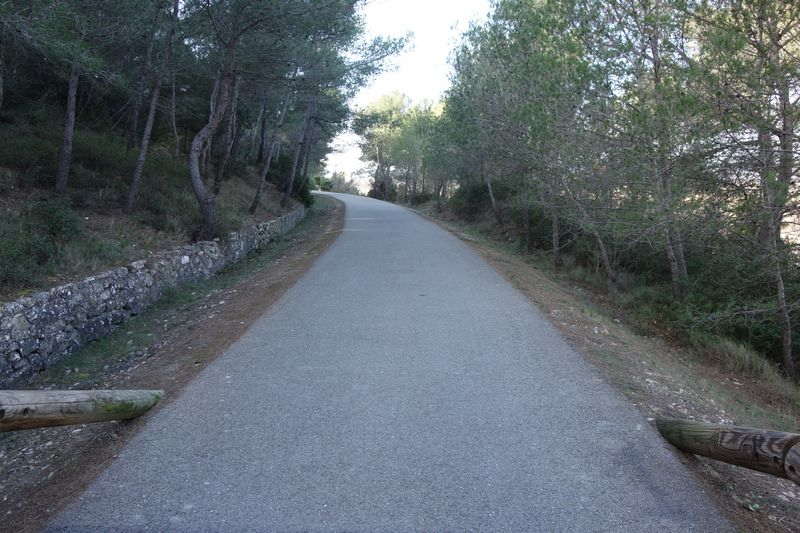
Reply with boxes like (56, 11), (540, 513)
(249, 141), (279, 214)
(126, 78), (162, 211)
(648, 24), (688, 298)
(0, 41), (5, 114)
(481, 157), (501, 223)
(189, 55), (234, 240)
(129, 22), (158, 150)
(200, 75), (220, 176)
(301, 137), (313, 183)
(551, 206), (561, 270)
(128, 0), (176, 209)
(166, 0), (180, 157)
(766, 185), (794, 377)
(760, 126), (796, 377)
(253, 95), (267, 162)
(170, 76), (179, 156)
(771, 231), (794, 378)
(213, 76), (240, 195)
(664, 225), (685, 297)
(594, 230), (618, 292)
(249, 79), (295, 213)
(523, 177), (535, 253)
(55, 65), (80, 193)
(374, 145), (385, 200)
(282, 97), (315, 207)
(675, 233), (688, 279)
(283, 138), (305, 207)
(778, 77), (794, 235)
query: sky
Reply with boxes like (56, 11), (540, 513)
(322, 0), (491, 190)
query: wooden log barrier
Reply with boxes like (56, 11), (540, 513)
(656, 418), (800, 485)
(0, 389), (164, 432)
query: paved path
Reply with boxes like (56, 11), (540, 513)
(49, 193), (729, 531)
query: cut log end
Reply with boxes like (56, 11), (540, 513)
(0, 390), (164, 432)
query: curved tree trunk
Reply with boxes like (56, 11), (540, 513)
(55, 64), (80, 193)
(189, 55), (234, 240)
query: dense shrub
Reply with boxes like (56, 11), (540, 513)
(449, 182), (491, 221)
(296, 179), (315, 207)
(409, 191), (432, 205)
(0, 198), (83, 288)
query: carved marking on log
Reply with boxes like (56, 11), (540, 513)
(656, 418), (800, 485)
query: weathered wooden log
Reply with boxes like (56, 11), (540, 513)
(0, 390), (164, 432)
(656, 418), (800, 485)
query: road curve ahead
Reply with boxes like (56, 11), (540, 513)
(49, 193), (729, 531)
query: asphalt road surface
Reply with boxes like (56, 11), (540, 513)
(49, 193), (730, 531)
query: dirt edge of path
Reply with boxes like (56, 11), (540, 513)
(413, 206), (800, 533)
(1, 196), (345, 532)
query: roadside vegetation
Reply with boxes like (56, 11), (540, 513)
(355, 0), (800, 386)
(318, 171), (362, 195)
(0, 0), (400, 300)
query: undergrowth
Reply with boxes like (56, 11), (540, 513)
(416, 201), (800, 412)
(0, 113), (292, 301)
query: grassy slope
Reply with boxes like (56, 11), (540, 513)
(415, 203), (800, 532)
(0, 116), (293, 302)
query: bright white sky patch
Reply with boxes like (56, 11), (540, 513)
(323, 0), (491, 190)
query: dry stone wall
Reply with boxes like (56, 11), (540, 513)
(0, 207), (305, 386)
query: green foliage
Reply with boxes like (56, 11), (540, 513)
(449, 181), (513, 222)
(72, 130), (134, 178)
(409, 191), (432, 205)
(27, 197), (83, 239)
(449, 182), (490, 221)
(0, 126), (59, 186)
(0, 197), (83, 288)
(407, 0), (800, 378)
(295, 179), (315, 208)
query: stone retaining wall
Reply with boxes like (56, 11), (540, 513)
(0, 206), (305, 386)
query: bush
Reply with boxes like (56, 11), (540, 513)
(0, 198), (83, 289)
(449, 182), (491, 221)
(0, 224), (51, 286)
(296, 179), (315, 207)
(410, 191), (432, 205)
(72, 130), (134, 180)
(26, 198), (83, 240)
(0, 128), (58, 187)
